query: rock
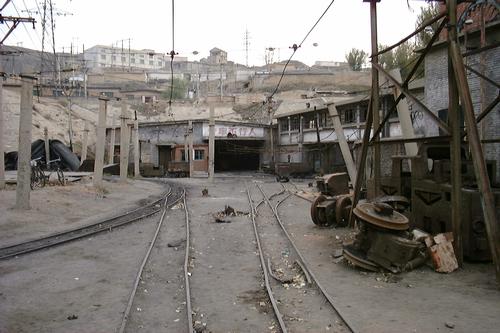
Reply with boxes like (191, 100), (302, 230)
(445, 322), (455, 329)
(168, 239), (186, 247)
(202, 188), (208, 196)
(67, 314), (78, 320)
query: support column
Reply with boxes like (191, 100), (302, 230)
(120, 102), (130, 183)
(134, 120), (140, 178)
(93, 97), (108, 188)
(44, 127), (50, 167)
(208, 105), (215, 182)
(0, 72), (5, 190)
(108, 115), (116, 164)
(369, 0), (381, 196)
(188, 120), (194, 178)
(448, 0), (463, 266)
(15, 76), (34, 209)
(81, 121), (89, 164)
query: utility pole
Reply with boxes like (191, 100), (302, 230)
(108, 115), (116, 164)
(120, 101), (130, 183)
(93, 96), (108, 188)
(133, 117), (140, 178)
(208, 105), (215, 181)
(369, 0), (381, 196)
(0, 66), (4, 190)
(244, 28), (250, 67)
(81, 121), (89, 164)
(219, 61), (223, 100)
(188, 120), (193, 177)
(15, 76), (35, 209)
(448, 0), (463, 266)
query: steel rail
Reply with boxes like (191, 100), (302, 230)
(118, 186), (185, 333)
(182, 188), (194, 333)
(258, 184), (356, 333)
(0, 188), (174, 260)
(246, 184), (288, 333)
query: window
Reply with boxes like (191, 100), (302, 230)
(341, 108), (356, 124)
(290, 116), (300, 131)
(279, 118), (289, 131)
(121, 56), (126, 62)
(194, 149), (204, 160)
(126, 95), (135, 100)
(100, 54), (106, 60)
(158, 61), (163, 67)
(102, 91), (114, 98)
(140, 59), (145, 64)
(181, 150), (186, 161)
(131, 58), (135, 63)
(149, 60), (154, 65)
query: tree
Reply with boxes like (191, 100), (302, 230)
(162, 77), (188, 100)
(345, 48), (367, 71)
(378, 41), (417, 80)
(415, 2), (441, 47)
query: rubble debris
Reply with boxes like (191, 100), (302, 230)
(67, 314), (78, 320)
(445, 322), (455, 329)
(212, 205), (248, 223)
(202, 188), (208, 196)
(267, 258), (294, 284)
(426, 232), (459, 273)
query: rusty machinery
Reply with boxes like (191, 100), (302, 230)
(343, 202), (428, 273)
(310, 173), (353, 227)
(367, 142), (500, 262)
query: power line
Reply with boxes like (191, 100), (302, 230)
(268, 0), (335, 101)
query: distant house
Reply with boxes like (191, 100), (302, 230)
(84, 45), (167, 71)
(208, 48), (227, 65)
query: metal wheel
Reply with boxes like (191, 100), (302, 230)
(335, 195), (352, 228)
(311, 195), (329, 227)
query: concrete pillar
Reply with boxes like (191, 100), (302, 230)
(134, 120), (140, 178)
(120, 102), (130, 183)
(108, 115), (116, 164)
(188, 120), (193, 177)
(15, 76), (34, 209)
(184, 130), (188, 163)
(81, 121), (89, 164)
(208, 105), (215, 181)
(0, 72), (4, 190)
(93, 97), (109, 188)
(44, 127), (50, 167)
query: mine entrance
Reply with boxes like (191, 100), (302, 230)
(214, 140), (262, 171)
(158, 145), (172, 170)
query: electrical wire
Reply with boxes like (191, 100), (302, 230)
(268, 0), (335, 101)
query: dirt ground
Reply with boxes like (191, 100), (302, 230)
(0, 173), (499, 333)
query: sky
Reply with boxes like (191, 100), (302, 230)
(1, 0), (431, 67)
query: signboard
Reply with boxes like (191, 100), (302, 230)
(203, 124), (264, 138)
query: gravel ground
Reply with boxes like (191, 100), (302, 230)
(0, 173), (499, 333)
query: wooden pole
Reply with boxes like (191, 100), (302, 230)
(188, 120), (194, 177)
(81, 121), (89, 164)
(0, 70), (5, 190)
(208, 105), (215, 181)
(93, 97), (108, 188)
(448, 0), (463, 266)
(120, 102), (130, 183)
(450, 40), (500, 286)
(15, 76), (34, 209)
(369, 0), (381, 196)
(108, 115), (116, 164)
(134, 120), (140, 178)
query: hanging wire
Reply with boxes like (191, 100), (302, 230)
(268, 0), (336, 101)
(167, 0), (178, 113)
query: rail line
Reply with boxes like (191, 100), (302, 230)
(118, 185), (190, 333)
(0, 185), (174, 260)
(248, 181), (355, 333)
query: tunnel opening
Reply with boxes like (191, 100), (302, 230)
(214, 139), (263, 171)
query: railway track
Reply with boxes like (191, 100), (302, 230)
(0, 184), (174, 260)
(247, 181), (354, 333)
(118, 185), (193, 333)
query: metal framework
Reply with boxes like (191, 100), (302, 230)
(352, 0), (500, 286)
